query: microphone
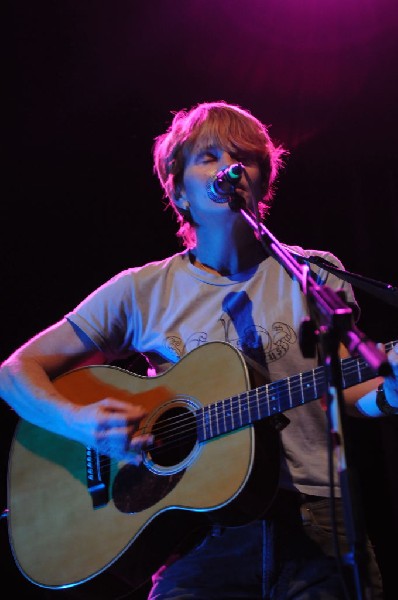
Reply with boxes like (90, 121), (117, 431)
(206, 163), (244, 203)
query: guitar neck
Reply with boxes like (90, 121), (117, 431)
(198, 341), (396, 442)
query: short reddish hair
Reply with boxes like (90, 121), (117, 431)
(153, 101), (287, 249)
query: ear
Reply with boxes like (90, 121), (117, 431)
(173, 186), (190, 211)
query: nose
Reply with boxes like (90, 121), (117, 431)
(218, 151), (236, 168)
(214, 153), (243, 183)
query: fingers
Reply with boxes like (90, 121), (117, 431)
(382, 344), (398, 410)
(95, 399), (148, 436)
(378, 342), (398, 376)
(386, 343), (398, 373)
(129, 434), (154, 463)
(390, 343), (398, 362)
(94, 417), (153, 465)
(81, 397), (153, 464)
(99, 398), (148, 419)
(94, 430), (153, 465)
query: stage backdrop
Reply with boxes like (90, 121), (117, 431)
(3, 2), (398, 598)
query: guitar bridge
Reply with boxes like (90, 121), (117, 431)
(86, 447), (110, 509)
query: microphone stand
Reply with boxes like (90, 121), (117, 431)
(238, 204), (392, 600)
(290, 253), (398, 309)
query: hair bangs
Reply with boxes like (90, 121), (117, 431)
(184, 106), (268, 161)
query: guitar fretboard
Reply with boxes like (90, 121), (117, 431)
(198, 341), (395, 442)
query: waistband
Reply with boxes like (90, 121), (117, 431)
(265, 489), (329, 520)
(297, 492), (328, 503)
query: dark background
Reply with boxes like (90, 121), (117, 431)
(3, 1), (398, 598)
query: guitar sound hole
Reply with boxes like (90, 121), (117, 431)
(150, 406), (197, 467)
(113, 404), (197, 513)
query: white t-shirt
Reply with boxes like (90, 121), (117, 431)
(66, 246), (358, 497)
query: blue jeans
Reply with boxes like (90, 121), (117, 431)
(148, 492), (383, 599)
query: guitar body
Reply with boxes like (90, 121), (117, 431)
(7, 342), (280, 593)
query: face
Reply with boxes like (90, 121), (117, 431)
(175, 142), (263, 224)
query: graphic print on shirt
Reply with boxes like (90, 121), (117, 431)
(164, 291), (297, 367)
(221, 291), (297, 366)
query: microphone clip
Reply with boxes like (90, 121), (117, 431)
(207, 163), (244, 204)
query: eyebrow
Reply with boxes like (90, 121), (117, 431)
(194, 144), (218, 155)
(188, 145), (218, 163)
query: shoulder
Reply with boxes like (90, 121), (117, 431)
(281, 243), (359, 318)
(106, 251), (190, 285)
(281, 243), (347, 282)
(282, 243), (344, 268)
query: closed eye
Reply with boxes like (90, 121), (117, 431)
(230, 151), (257, 166)
(197, 151), (218, 163)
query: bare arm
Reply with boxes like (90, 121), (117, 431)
(341, 343), (398, 417)
(0, 319), (152, 463)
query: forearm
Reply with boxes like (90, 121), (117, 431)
(0, 352), (152, 464)
(358, 345), (398, 417)
(0, 355), (77, 437)
(351, 372), (398, 419)
(354, 385), (387, 417)
(341, 343), (398, 418)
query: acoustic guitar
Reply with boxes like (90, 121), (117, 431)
(7, 340), (393, 594)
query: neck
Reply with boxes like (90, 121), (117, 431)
(191, 238), (268, 276)
(190, 207), (270, 276)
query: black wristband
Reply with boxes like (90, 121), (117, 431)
(376, 383), (398, 416)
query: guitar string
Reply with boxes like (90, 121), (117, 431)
(136, 344), (392, 450)
(97, 348), (392, 463)
(136, 362), (370, 456)
(96, 343), (395, 463)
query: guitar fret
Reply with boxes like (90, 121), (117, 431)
(217, 402), (225, 435)
(256, 388), (262, 420)
(196, 410), (204, 443)
(299, 372), (304, 404)
(341, 365), (346, 388)
(278, 379), (289, 411)
(213, 403), (219, 436)
(195, 339), (397, 443)
(225, 397), (233, 431)
(239, 393), (249, 428)
(313, 369), (318, 398)
(356, 359), (361, 383)
(238, 394), (243, 427)
(203, 406), (210, 440)
(245, 393), (253, 426)
(269, 385), (280, 416)
(218, 402), (223, 434)
(290, 374), (305, 406)
(247, 392), (252, 423)
(208, 404), (214, 438)
(222, 399), (227, 434)
(342, 358), (369, 388)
